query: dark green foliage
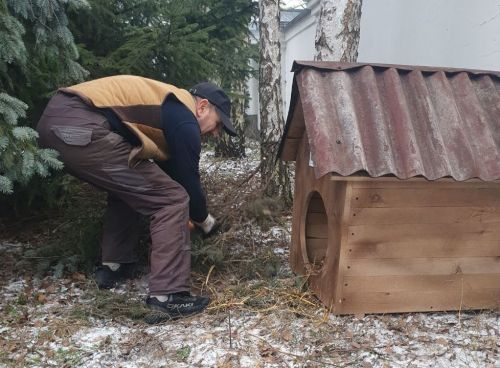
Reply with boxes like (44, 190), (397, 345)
(191, 230), (226, 270)
(41, 220), (102, 277)
(1, 0), (258, 273)
(69, 0), (257, 160)
(3, 0), (88, 122)
(12, 182), (106, 278)
(0, 0), (87, 195)
(69, 0), (256, 88)
(204, 0), (258, 157)
(0, 174), (77, 216)
(1, 0), (256, 201)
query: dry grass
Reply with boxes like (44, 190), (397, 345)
(1, 144), (499, 367)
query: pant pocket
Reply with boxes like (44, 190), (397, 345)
(51, 126), (92, 146)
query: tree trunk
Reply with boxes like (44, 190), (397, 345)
(258, 0), (292, 203)
(315, 0), (363, 62)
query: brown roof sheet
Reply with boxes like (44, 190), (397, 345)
(280, 61), (500, 181)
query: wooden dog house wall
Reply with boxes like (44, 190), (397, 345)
(280, 61), (500, 314)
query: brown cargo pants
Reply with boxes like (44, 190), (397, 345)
(36, 92), (190, 294)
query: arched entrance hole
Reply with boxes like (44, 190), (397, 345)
(303, 191), (328, 268)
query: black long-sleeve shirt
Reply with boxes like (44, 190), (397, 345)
(157, 98), (208, 222)
(103, 97), (208, 222)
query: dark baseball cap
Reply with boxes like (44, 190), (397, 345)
(189, 82), (237, 136)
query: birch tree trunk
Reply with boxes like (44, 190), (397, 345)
(259, 0), (292, 202)
(315, 0), (363, 61)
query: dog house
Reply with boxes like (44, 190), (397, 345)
(279, 61), (500, 314)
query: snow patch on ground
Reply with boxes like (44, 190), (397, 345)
(1, 143), (499, 367)
(1, 242), (498, 367)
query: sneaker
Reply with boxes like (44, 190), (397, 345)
(144, 292), (210, 323)
(93, 263), (135, 289)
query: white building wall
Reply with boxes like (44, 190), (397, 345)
(246, 58), (259, 117)
(282, 5), (319, 117)
(279, 0), (500, 117)
(359, 0), (500, 70)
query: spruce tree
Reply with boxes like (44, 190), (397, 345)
(68, 0), (256, 159)
(69, 0), (216, 87)
(0, 93), (62, 194)
(0, 0), (87, 194)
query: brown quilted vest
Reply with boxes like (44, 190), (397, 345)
(60, 75), (196, 166)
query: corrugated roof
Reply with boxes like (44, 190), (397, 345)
(280, 61), (500, 182)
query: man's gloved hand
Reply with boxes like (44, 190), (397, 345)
(193, 214), (220, 238)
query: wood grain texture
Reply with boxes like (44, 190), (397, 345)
(290, 137), (500, 314)
(350, 206), (500, 225)
(348, 222), (500, 246)
(343, 274), (500, 292)
(343, 257), (500, 276)
(351, 187), (500, 208)
(345, 239), (500, 259)
(305, 223), (328, 238)
(281, 138), (301, 161)
(290, 132), (348, 309)
(305, 193), (328, 264)
(281, 99), (305, 161)
(339, 288), (500, 314)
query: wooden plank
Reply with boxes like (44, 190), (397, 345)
(287, 124), (305, 139)
(350, 180), (500, 189)
(332, 182), (354, 308)
(351, 188), (500, 208)
(343, 257), (500, 276)
(306, 238), (328, 254)
(305, 223), (328, 238)
(338, 288), (500, 314)
(343, 274), (500, 292)
(345, 239), (500, 259)
(312, 181), (349, 307)
(281, 99), (305, 161)
(306, 237), (327, 265)
(289, 134), (311, 273)
(308, 195), (326, 213)
(281, 138), (301, 161)
(306, 212), (328, 224)
(350, 207), (500, 225)
(287, 98), (305, 137)
(348, 222), (500, 245)
(305, 238), (327, 265)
